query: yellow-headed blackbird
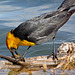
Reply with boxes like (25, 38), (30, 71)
(6, 0), (75, 61)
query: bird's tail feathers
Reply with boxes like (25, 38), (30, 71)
(58, 0), (75, 11)
(68, 8), (75, 14)
(63, 5), (75, 11)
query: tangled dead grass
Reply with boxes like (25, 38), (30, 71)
(54, 42), (75, 70)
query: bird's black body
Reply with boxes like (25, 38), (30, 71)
(6, 0), (75, 61)
(13, 3), (75, 45)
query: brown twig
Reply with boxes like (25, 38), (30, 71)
(0, 55), (30, 67)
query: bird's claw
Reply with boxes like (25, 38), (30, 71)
(47, 54), (52, 59)
(52, 52), (58, 61)
(47, 52), (58, 61)
(17, 57), (25, 63)
(12, 54), (25, 63)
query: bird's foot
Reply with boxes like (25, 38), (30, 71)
(52, 52), (58, 60)
(12, 54), (25, 63)
(47, 54), (52, 59)
(12, 54), (20, 59)
(17, 56), (25, 63)
(47, 52), (58, 62)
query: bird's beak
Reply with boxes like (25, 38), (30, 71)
(10, 47), (17, 52)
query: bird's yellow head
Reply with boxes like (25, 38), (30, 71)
(6, 30), (35, 51)
(6, 30), (20, 51)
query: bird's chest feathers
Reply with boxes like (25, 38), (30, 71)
(12, 37), (35, 46)
(19, 39), (35, 46)
(10, 37), (35, 46)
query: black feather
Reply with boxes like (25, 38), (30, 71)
(13, 0), (75, 45)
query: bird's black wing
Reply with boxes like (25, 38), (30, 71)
(13, 0), (75, 45)
(13, 10), (61, 41)
(27, 11), (71, 44)
(13, 10), (71, 45)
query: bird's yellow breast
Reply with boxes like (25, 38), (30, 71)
(6, 31), (35, 50)
(20, 39), (35, 46)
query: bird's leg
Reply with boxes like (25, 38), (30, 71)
(17, 46), (31, 62)
(47, 37), (58, 60)
(52, 37), (58, 60)
(15, 50), (18, 55)
(22, 46), (31, 58)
